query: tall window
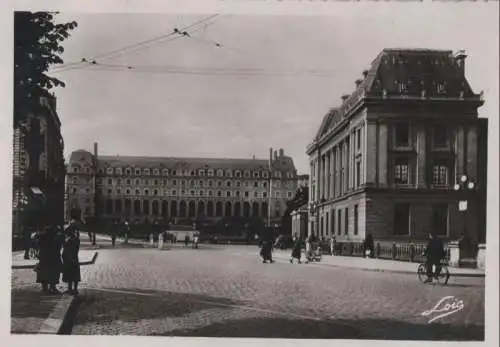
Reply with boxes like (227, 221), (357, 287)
(394, 204), (410, 235)
(395, 122), (410, 147)
(394, 157), (409, 184)
(432, 204), (448, 236)
(432, 159), (449, 185)
(344, 208), (349, 235)
(337, 210), (342, 236)
(354, 205), (359, 235)
(434, 125), (448, 147)
(356, 128), (361, 150)
(355, 161), (361, 187)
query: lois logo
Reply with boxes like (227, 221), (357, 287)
(421, 296), (465, 323)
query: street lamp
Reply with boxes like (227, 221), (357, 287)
(454, 174), (476, 246)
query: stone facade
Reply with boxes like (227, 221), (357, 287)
(307, 49), (487, 246)
(65, 145), (298, 226)
(12, 96), (66, 235)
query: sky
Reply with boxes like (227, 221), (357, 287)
(48, 6), (499, 174)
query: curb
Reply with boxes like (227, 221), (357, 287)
(12, 251), (99, 270)
(271, 254), (485, 278)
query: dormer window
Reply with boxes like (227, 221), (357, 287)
(199, 169), (205, 176)
(144, 168), (150, 176)
(263, 171), (269, 178)
(235, 170), (241, 178)
(162, 169), (169, 176)
(171, 170), (177, 176)
(225, 170), (232, 177)
(106, 167), (114, 175)
(116, 168), (122, 175)
(436, 82), (446, 94)
(190, 170), (196, 176)
(244, 171), (250, 178)
(217, 169), (223, 177)
(207, 169), (214, 177)
(153, 169), (160, 176)
(125, 168), (132, 175)
(253, 171), (260, 178)
(135, 168), (141, 175)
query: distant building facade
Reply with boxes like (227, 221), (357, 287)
(12, 96), (66, 236)
(65, 145), (298, 227)
(306, 49), (487, 246)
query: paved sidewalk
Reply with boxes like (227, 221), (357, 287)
(271, 250), (485, 277)
(11, 285), (76, 334)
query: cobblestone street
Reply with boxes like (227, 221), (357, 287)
(12, 239), (485, 339)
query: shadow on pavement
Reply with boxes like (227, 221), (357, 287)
(159, 316), (484, 340)
(73, 288), (241, 324)
(11, 287), (63, 319)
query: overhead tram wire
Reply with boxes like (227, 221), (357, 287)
(59, 61), (338, 78)
(50, 14), (220, 74)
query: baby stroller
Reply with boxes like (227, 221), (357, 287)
(29, 231), (40, 259)
(305, 243), (322, 263)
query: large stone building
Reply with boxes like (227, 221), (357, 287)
(65, 145), (298, 228)
(306, 49), (487, 247)
(12, 96), (66, 237)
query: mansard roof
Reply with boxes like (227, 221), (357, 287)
(315, 48), (484, 139)
(68, 153), (297, 174)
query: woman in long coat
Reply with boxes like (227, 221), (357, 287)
(289, 233), (302, 264)
(62, 222), (81, 295)
(36, 226), (62, 294)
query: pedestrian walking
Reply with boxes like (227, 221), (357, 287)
(62, 220), (81, 295)
(363, 234), (375, 258)
(124, 221), (130, 244)
(289, 233), (302, 264)
(184, 235), (190, 247)
(111, 227), (117, 248)
(35, 224), (62, 294)
(330, 235), (336, 256)
(158, 230), (165, 250)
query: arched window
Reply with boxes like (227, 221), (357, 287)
(162, 169), (169, 176)
(133, 200), (141, 215)
(144, 168), (150, 176)
(115, 200), (123, 214)
(217, 169), (223, 177)
(153, 189), (159, 196)
(216, 201), (223, 217)
(170, 201), (178, 217)
(217, 191), (222, 197)
(188, 201), (196, 217)
(244, 171), (250, 178)
(162, 201), (168, 217)
(153, 169), (160, 176)
(125, 168), (132, 175)
(179, 201), (187, 217)
(243, 202), (251, 218)
(234, 202), (241, 217)
(226, 181), (232, 188)
(152, 200), (159, 216)
(116, 168), (123, 175)
(208, 190), (213, 197)
(107, 167), (114, 175)
(198, 201), (205, 217)
(225, 201), (232, 217)
(143, 200), (150, 214)
(135, 168), (141, 176)
(207, 169), (214, 177)
(144, 189), (149, 196)
(252, 202), (259, 217)
(106, 199), (113, 214)
(207, 201), (214, 217)
(225, 169), (232, 177)
(124, 199), (131, 215)
(199, 180), (204, 187)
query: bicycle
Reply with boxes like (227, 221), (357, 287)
(417, 260), (450, 286)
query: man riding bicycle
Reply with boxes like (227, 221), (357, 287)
(423, 233), (445, 283)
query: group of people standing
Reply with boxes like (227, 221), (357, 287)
(35, 219), (81, 295)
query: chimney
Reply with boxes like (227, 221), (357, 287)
(362, 70), (368, 78)
(269, 147), (273, 162)
(279, 148), (284, 157)
(341, 94), (349, 102)
(93, 142), (98, 158)
(355, 79), (363, 87)
(454, 50), (467, 74)
(274, 150), (278, 159)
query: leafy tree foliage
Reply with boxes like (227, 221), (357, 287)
(14, 11), (77, 126)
